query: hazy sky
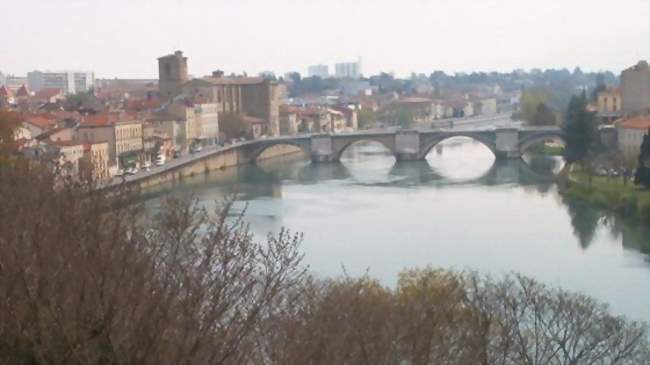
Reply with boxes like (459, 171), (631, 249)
(2, 0), (649, 78)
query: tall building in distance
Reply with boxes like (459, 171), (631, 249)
(27, 71), (95, 94)
(157, 51), (282, 137)
(335, 59), (362, 79)
(158, 51), (189, 101)
(308, 65), (329, 78)
(620, 60), (650, 113)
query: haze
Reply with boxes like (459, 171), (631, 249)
(2, 0), (649, 78)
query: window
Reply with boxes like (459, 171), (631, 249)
(164, 62), (171, 78)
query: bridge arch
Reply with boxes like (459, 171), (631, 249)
(518, 131), (566, 156)
(334, 137), (396, 161)
(247, 140), (311, 163)
(418, 132), (498, 160)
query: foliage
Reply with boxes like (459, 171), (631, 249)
(0, 163), (305, 364)
(0, 161), (648, 364)
(531, 102), (557, 126)
(219, 112), (251, 139)
(0, 109), (21, 163)
(634, 129), (650, 188)
(357, 108), (377, 129)
(64, 91), (99, 112)
(517, 89), (550, 123)
(562, 93), (598, 164)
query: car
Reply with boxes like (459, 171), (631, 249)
(125, 167), (139, 175)
(143, 161), (152, 169)
(114, 169), (125, 177)
(190, 144), (203, 153)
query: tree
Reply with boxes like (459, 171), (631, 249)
(394, 108), (415, 128)
(634, 128), (650, 188)
(219, 112), (251, 139)
(531, 102), (557, 126)
(0, 109), (21, 163)
(562, 93), (598, 164)
(517, 89), (550, 123)
(357, 108), (377, 129)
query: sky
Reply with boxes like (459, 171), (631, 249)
(2, 0), (649, 79)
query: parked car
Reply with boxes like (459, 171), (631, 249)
(114, 169), (125, 177)
(155, 154), (166, 166)
(190, 144), (203, 153)
(126, 167), (139, 175)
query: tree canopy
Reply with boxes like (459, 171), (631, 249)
(562, 93), (598, 164)
(634, 129), (650, 188)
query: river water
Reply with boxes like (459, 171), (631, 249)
(143, 138), (650, 322)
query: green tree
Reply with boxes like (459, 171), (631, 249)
(392, 107), (414, 128)
(531, 102), (557, 126)
(357, 108), (377, 129)
(634, 128), (650, 188)
(517, 89), (549, 123)
(219, 113), (251, 139)
(562, 93), (598, 164)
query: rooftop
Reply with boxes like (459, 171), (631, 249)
(617, 115), (650, 130)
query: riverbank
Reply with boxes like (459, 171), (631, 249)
(563, 167), (650, 224)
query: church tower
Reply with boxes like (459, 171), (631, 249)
(158, 50), (189, 101)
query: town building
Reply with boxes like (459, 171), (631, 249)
(597, 87), (622, 123)
(75, 113), (143, 170)
(27, 71), (95, 94)
(158, 51), (281, 137)
(3, 75), (28, 93)
(308, 65), (329, 78)
(617, 115), (650, 159)
(335, 61), (362, 79)
(81, 141), (110, 181)
(620, 61), (650, 114)
(33, 88), (65, 104)
(279, 105), (300, 135)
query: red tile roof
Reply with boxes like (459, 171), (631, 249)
(23, 115), (58, 130)
(618, 115), (650, 130)
(0, 85), (12, 98)
(34, 88), (63, 100)
(79, 112), (140, 127)
(15, 85), (30, 98)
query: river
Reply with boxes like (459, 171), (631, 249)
(143, 138), (650, 322)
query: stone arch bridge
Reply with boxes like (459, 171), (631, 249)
(242, 127), (568, 163)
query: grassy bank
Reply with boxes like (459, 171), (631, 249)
(526, 143), (565, 156)
(564, 168), (650, 224)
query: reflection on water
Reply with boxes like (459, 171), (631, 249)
(143, 138), (650, 322)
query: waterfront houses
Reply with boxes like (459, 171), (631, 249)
(617, 115), (650, 159)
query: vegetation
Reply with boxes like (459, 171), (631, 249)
(634, 129), (650, 188)
(526, 142), (564, 156)
(356, 108), (377, 129)
(562, 93), (598, 164)
(516, 89), (550, 123)
(0, 158), (648, 364)
(531, 102), (557, 126)
(0, 109), (21, 163)
(219, 112), (251, 139)
(566, 167), (650, 225)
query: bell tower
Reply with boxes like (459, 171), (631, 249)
(158, 50), (189, 101)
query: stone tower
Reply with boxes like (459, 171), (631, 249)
(158, 50), (189, 102)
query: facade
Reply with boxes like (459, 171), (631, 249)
(76, 113), (144, 169)
(617, 115), (650, 159)
(334, 61), (361, 79)
(27, 71), (95, 94)
(620, 61), (650, 114)
(3, 76), (28, 93)
(82, 141), (110, 181)
(159, 51), (281, 137)
(597, 88), (622, 123)
(308, 65), (329, 78)
(50, 141), (86, 174)
(279, 106), (300, 135)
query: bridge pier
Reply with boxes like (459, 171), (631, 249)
(310, 135), (337, 163)
(495, 128), (522, 160)
(395, 130), (423, 161)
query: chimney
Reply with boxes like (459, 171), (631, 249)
(174, 50), (183, 57)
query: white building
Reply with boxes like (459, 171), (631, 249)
(335, 61), (361, 79)
(27, 71), (95, 94)
(308, 65), (329, 78)
(617, 115), (650, 159)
